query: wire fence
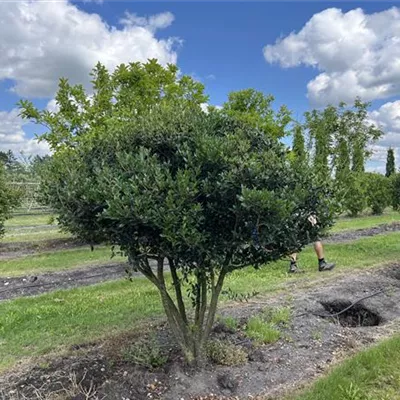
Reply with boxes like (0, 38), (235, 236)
(8, 182), (51, 215)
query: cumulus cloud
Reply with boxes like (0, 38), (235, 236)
(367, 101), (400, 169)
(0, 109), (49, 156)
(264, 7), (400, 106)
(369, 101), (400, 147)
(120, 11), (175, 32)
(0, 1), (179, 98)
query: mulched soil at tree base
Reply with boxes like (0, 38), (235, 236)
(1, 264), (400, 400)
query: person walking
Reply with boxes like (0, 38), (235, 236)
(289, 215), (335, 273)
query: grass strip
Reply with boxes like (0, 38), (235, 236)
(0, 247), (124, 277)
(291, 334), (400, 400)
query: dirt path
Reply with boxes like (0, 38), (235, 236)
(0, 263), (128, 301)
(325, 222), (400, 243)
(1, 264), (400, 400)
(0, 260), (170, 302)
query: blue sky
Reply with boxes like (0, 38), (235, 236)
(1, 1), (400, 171)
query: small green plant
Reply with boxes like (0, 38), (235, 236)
(122, 337), (168, 369)
(221, 316), (239, 331)
(205, 339), (247, 366)
(263, 306), (292, 327)
(222, 287), (260, 302)
(312, 330), (322, 341)
(245, 316), (280, 345)
(339, 382), (364, 400)
(47, 215), (56, 225)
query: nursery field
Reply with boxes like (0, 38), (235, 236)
(1, 210), (400, 399)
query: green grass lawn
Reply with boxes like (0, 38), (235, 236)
(1, 231), (399, 371)
(0, 247), (125, 277)
(1, 227), (70, 243)
(2, 212), (70, 243)
(5, 213), (55, 227)
(291, 334), (400, 400)
(331, 209), (400, 233)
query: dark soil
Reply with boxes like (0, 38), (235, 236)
(2, 263), (400, 400)
(325, 222), (400, 243)
(0, 260), (168, 301)
(0, 263), (128, 301)
(320, 300), (382, 327)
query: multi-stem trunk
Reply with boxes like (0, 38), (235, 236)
(135, 255), (227, 365)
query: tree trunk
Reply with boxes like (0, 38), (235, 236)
(136, 255), (227, 365)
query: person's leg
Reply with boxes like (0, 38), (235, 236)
(288, 253), (298, 273)
(314, 241), (324, 259)
(314, 241), (335, 271)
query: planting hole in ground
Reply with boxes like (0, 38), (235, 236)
(320, 300), (381, 327)
(388, 267), (400, 281)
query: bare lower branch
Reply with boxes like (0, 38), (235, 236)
(202, 267), (227, 342)
(169, 257), (187, 324)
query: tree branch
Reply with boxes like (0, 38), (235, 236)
(202, 267), (227, 343)
(169, 257), (187, 324)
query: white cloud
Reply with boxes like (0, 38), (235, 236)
(46, 99), (60, 113)
(0, 109), (49, 156)
(0, 1), (179, 98)
(82, 0), (104, 3)
(264, 7), (400, 106)
(120, 11), (175, 32)
(366, 101), (400, 170)
(369, 101), (400, 148)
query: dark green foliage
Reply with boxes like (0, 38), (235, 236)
(365, 173), (391, 215)
(386, 148), (396, 177)
(390, 173), (400, 211)
(0, 151), (9, 166)
(20, 61), (335, 364)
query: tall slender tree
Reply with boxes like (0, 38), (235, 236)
(292, 124), (307, 165)
(335, 138), (351, 185)
(304, 106), (337, 180)
(386, 148), (396, 177)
